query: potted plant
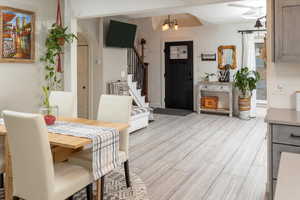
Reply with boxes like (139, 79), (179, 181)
(40, 23), (77, 125)
(233, 67), (260, 120)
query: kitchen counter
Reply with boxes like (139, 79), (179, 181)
(265, 108), (300, 126)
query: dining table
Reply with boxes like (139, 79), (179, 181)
(0, 117), (129, 200)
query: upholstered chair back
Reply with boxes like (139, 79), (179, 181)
(97, 95), (132, 158)
(49, 91), (76, 118)
(97, 95), (132, 123)
(3, 111), (55, 200)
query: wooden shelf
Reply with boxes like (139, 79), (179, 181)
(200, 108), (230, 114)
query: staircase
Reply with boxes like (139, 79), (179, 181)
(127, 74), (149, 108)
(127, 46), (153, 120)
(127, 47), (149, 107)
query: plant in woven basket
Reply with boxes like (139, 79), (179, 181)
(233, 67), (260, 98)
(234, 67), (260, 119)
(40, 23), (77, 124)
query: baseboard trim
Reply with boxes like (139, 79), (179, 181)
(150, 103), (162, 108)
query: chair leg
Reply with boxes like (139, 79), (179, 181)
(0, 173), (4, 188)
(124, 160), (131, 188)
(101, 176), (105, 200)
(86, 183), (93, 200)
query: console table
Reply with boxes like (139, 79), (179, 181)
(197, 81), (233, 117)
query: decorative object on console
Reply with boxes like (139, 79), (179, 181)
(218, 45), (237, 70)
(218, 64), (230, 82)
(233, 67), (260, 120)
(201, 53), (216, 61)
(201, 96), (219, 109)
(0, 6), (35, 63)
(201, 73), (215, 82)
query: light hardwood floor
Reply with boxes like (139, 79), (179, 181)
(130, 110), (267, 200)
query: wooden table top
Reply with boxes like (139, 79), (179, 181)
(0, 117), (129, 149)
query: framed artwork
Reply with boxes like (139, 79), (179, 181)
(0, 6), (35, 63)
(218, 45), (237, 70)
(201, 53), (216, 61)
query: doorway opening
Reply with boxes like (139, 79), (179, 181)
(164, 41), (194, 110)
(77, 33), (90, 118)
(255, 42), (267, 105)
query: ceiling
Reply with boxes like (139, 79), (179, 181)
(121, 0), (266, 24)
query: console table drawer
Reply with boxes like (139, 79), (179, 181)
(201, 84), (229, 92)
(273, 125), (300, 146)
(272, 144), (300, 179)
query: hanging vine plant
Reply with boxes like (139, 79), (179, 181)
(40, 23), (77, 124)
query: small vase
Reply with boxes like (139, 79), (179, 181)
(40, 106), (59, 125)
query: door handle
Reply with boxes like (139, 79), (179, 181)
(82, 86), (86, 89)
(291, 133), (300, 138)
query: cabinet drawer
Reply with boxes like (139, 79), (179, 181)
(272, 144), (300, 179)
(273, 124), (300, 146)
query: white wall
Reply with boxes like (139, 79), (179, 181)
(266, 0), (300, 109)
(132, 18), (254, 109)
(102, 17), (128, 92)
(0, 0), (55, 113)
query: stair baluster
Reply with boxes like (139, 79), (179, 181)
(127, 47), (148, 102)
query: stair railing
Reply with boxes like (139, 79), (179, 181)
(127, 46), (149, 102)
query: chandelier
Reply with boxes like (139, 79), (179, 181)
(162, 15), (179, 31)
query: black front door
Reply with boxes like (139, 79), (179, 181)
(165, 41), (193, 110)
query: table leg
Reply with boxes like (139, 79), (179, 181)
(4, 136), (13, 200)
(96, 179), (101, 200)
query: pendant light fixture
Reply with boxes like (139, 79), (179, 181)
(162, 15), (179, 31)
(254, 16), (266, 29)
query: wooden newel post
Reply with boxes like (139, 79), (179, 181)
(143, 63), (149, 102)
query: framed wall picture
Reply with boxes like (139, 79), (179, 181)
(0, 6), (35, 63)
(201, 53), (216, 61)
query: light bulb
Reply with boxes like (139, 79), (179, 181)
(174, 24), (179, 30)
(162, 23), (170, 31)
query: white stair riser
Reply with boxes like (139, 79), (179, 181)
(137, 89), (142, 96)
(127, 75), (149, 108)
(127, 74), (133, 83)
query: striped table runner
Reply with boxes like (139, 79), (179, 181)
(48, 121), (121, 180)
(0, 119), (121, 180)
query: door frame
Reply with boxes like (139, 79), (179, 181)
(160, 38), (198, 111)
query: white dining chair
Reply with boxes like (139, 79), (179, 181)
(49, 91), (76, 118)
(69, 95), (133, 199)
(3, 110), (93, 200)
